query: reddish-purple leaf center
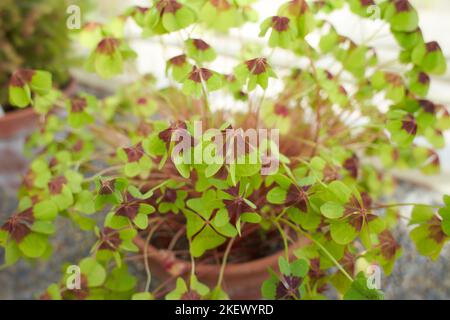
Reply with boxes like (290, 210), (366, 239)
(192, 39), (210, 51)
(159, 120), (188, 143)
(428, 216), (446, 243)
(1, 208), (34, 243)
(123, 142), (145, 162)
(137, 97), (148, 105)
(211, 0), (231, 10)
(274, 104), (290, 117)
(395, 0), (411, 12)
(343, 154), (359, 179)
(285, 185), (310, 212)
(181, 291), (201, 300)
(99, 227), (122, 250)
(360, 0), (375, 6)
(419, 99), (435, 114)
(10, 69), (35, 88)
(401, 114), (417, 135)
(378, 230), (401, 260)
(169, 54), (187, 66)
(156, 0), (182, 14)
(426, 41), (440, 52)
(271, 16), (290, 32)
(287, 0), (309, 15)
(96, 38), (120, 55)
(71, 97), (87, 113)
(275, 276), (302, 300)
(99, 179), (116, 195)
(418, 72), (430, 84)
(48, 176), (68, 195)
(245, 58), (269, 75)
(116, 193), (141, 220)
(189, 66), (213, 83)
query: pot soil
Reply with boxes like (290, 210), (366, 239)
(0, 78), (77, 139)
(134, 235), (307, 300)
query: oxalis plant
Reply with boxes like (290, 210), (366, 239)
(1, 0), (450, 300)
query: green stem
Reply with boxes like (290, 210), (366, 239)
(189, 240), (196, 280)
(84, 165), (124, 182)
(371, 203), (441, 210)
(148, 180), (169, 193)
(144, 221), (164, 292)
(217, 237), (236, 288)
(201, 82), (211, 126)
(280, 218), (354, 282)
(272, 219), (290, 260)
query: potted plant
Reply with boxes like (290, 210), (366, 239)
(0, 0), (83, 138)
(1, 0), (450, 300)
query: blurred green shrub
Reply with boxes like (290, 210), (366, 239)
(0, 0), (88, 108)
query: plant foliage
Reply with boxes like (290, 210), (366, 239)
(1, 0), (450, 300)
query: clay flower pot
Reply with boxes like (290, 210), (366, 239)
(0, 79), (77, 139)
(134, 236), (307, 300)
(0, 107), (40, 139)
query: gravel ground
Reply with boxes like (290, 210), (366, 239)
(0, 134), (449, 299)
(383, 182), (450, 299)
(0, 131), (149, 299)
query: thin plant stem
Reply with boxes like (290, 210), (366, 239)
(144, 221), (164, 292)
(167, 226), (186, 251)
(280, 218), (354, 282)
(152, 274), (179, 298)
(371, 203), (441, 210)
(272, 219), (290, 261)
(189, 240), (196, 280)
(201, 82), (212, 126)
(83, 165), (124, 182)
(217, 237), (236, 288)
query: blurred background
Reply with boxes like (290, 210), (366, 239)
(1, 0), (450, 299)
(81, 0), (450, 192)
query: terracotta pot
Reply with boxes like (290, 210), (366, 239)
(0, 107), (40, 139)
(0, 78), (77, 139)
(134, 236), (307, 300)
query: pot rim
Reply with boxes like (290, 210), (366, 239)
(0, 78), (77, 138)
(0, 77), (77, 117)
(0, 106), (37, 123)
(134, 234), (304, 277)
